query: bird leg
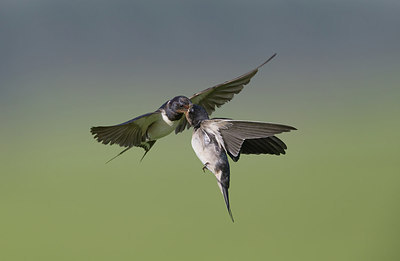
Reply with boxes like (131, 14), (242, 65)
(202, 162), (210, 173)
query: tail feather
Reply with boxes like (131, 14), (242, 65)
(215, 167), (233, 222)
(105, 140), (157, 163)
(222, 186), (234, 223)
(105, 147), (132, 164)
(139, 140), (157, 162)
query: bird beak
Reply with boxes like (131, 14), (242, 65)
(185, 103), (193, 113)
(182, 103), (193, 118)
(175, 103), (192, 114)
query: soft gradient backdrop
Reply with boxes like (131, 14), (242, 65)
(1, 1), (399, 260)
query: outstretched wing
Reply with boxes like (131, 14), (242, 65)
(91, 111), (162, 148)
(228, 136), (289, 162)
(91, 111), (162, 162)
(174, 54), (277, 134)
(217, 120), (296, 160)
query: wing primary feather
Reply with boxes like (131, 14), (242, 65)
(257, 53), (277, 69)
(189, 54), (277, 117)
(270, 136), (287, 149)
(267, 137), (286, 154)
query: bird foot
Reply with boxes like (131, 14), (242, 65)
(202, 162), (210, 173)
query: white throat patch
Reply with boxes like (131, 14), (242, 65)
(161, 110), (175, 126)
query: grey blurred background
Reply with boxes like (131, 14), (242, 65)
(1, 1), (399, 261)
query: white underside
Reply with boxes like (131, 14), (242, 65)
(192, 129), (225, 193)
(191, 129), (220, 173)
(146, 111), (179, 140)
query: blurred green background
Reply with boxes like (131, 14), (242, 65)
(1, 1), (399, 260)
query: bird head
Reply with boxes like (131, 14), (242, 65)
(169, 96), (192, 114)
(163, 96), (192, 121)
(185, 104), (209, 128)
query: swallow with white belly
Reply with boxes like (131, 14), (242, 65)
(182, 104), (296, 222)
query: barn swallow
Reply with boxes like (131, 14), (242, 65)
(183, 104), (296, 222)
(90, 54), (277, 162)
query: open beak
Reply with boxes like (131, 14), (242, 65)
(176, 103), (192, 114)
(182, 104), (193, 122)
(184, 103), (193, 114)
